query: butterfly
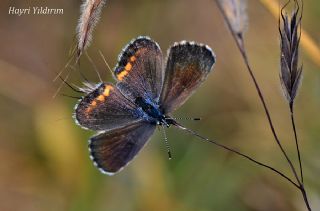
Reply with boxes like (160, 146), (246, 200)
(73, 36), (216, 175)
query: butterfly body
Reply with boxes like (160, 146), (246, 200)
(74, 36), (216, 175)
(134, 96), (173, 127)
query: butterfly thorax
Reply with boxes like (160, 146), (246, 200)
(135, 96), (170, 126)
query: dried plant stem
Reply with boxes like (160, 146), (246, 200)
(259, 0), (320, 67)
(290, 106), (304, 184)
(215, 1), (311, 210)
(301, 187), (311, 211)
(216, 1), (300, 184)
(174, 122), (299, 188)
(238, 37), (304, 188)
(77, 0), (107, 60)
(242, 29), (312, 211)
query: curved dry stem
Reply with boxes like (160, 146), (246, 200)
(173, 122), (299, 188)
(215, 1), (312, 210)
(290, 106), (304, 182)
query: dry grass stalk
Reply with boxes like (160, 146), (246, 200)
(77, 0), (107, 60)
(216, 0), (312, 209)
(54, 0), (106, 98)
(279, 0), (303, 108)
(260, 0), (320, 68)
(279, 1), (307, 201)
(217, 0), (248, 39)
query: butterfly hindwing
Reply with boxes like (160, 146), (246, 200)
(160, 42), (216, 113)
(89, 121), (156, 175)
(74, 83), (143, 131)
(114, 36), (163, 102)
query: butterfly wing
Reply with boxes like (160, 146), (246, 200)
(74, 83), (143, 131)
(160, 42), (216, 113)
(89, 121), (156, 175)
(114, 36), (163, 102)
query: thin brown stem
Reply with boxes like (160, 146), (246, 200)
(300, 186), (312, 211)
(239, 38), (301, 185)
(290, 105), (304, 184)
(215, 1), (312, 210)
(173, 122), (299, 188)
(215, 0), (301, 185)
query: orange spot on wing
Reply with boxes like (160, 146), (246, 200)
(86, 100), (97, 113)
(103, 85), (114, 96)
(97, 95), (105, 101)
(125, 62), (132, 71)
(117, 53), (140, 81)
(117, 70), (128, 81)
(117, 62), (133, 81)
(85, 86), (114, 114)
(130, 56), (136, 62)
(91, 101), (97, 106)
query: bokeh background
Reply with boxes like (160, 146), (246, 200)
(0, 0), (319, 210)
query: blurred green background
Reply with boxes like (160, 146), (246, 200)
(0, 0), (319, 210)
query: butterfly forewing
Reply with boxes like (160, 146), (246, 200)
(160, 42), (216, 114)
(89, 121), (156, 175)
(114, 37), (163, 102)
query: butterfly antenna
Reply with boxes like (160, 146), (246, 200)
(99, 50), (114, 76)
(85, 51), (103, 83)
(172, 121), (210, 143)
(161, 124), (172, 160)
(170, 117), (201, 121)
